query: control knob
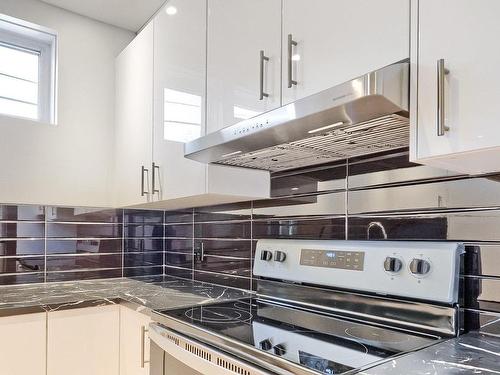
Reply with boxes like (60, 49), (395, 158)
(259, 339), (273, 351)
(409, 259), (431, 275)
(260, 250), (272, 261)
(383, 257), (403, 273)
(274, 251), (287, 263)
(273, 344), (286, 356)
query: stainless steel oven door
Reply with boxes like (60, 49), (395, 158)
(149, 323), (273, 375)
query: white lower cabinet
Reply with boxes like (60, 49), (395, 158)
(0, 312), (46, 375)
(119, 306), (152, 375)
(47, 305), (120, 375)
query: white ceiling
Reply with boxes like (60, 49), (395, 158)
(40, 0), (166, 32)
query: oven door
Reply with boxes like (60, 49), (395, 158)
(149, 323), (273, 375)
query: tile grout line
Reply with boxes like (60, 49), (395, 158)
(121, 210), (124, 278)
(44, 206), (48, 283)
(192, 208), (195, 281)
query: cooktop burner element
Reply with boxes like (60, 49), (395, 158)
(184, 306), (253, 324)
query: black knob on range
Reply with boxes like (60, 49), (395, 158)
(409, 259), (431, 275)
(259, 339), (273, 351)
(384, 257), (403, 273)
(274, 251), (287, 263)
(260, 250), (273, 261)
(273, 344), (286, 356)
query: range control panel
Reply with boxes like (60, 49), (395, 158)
(253, 239), (463, 304)
(300, 249), (365, 271)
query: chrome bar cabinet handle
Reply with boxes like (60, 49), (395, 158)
(437, 58), (450, 136)
(259, 50), (269, 100)
(287, 34), (298, 88)
(141, 325), (150, 368)
(152, 162), (160, 194)
(141, 166), (149, 197)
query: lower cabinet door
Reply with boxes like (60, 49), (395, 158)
(119, 305), (152, 375)
(0, 312), (46, 375)
(47, 305), (120, 375)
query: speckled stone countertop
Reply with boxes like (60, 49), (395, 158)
(362, 332), (500, 374)
(0, 275), (252, 314)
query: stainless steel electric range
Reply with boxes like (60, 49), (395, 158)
(150, 240), (463, 375)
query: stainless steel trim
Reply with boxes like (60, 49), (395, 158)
(185, 62), (409, 172)
(152, 162), (160, 194)
(259, 50), (269, 100)
(437, 58), (450, 136)
(255, 280), (459, 337)
(287, 34), (297, 88)
(141, 325), (149, 368)
(141, 166), (149, 197)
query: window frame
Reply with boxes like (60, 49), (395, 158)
(0, 13), (57, 124)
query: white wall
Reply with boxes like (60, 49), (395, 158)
(0, 0), (134, 207)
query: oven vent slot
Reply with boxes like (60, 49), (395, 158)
(184, 343), (212, 362)
(216, 357), (251, 375)
(166, 333), (179, 346)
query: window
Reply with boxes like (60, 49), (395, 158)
(0, 14), (57, 123)
(163, 88), (202, 143)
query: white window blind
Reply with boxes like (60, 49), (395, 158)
(0, 14), (57, 124)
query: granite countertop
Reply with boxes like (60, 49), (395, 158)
(363, 332), (500, 375)
(0, 275), (252, 314)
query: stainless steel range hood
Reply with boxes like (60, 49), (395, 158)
(185, 61), (409, 172)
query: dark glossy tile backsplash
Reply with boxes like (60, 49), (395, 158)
(0, 206), (164, 285)
(164, 149), (500, 329)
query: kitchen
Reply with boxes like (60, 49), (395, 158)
(0, 0), (499, 374)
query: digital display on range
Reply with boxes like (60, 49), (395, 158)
(300, 249), (365, 271)
(298, 351), (354, 374)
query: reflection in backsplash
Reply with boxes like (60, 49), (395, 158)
(164, 149), (500, 333)
(0, 206), (164, 284)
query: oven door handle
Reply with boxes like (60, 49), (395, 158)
(148, 323), (273, 375)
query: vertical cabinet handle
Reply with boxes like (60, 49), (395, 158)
(141, 325), (150, 368)
(152, 162), (160, 195)
(287, 34), (298, 88)
(141, 166), (149, 197)
(437, 58), (450, 136)
(259, 50), (270, 100)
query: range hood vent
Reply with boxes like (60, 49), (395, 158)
(185, 62), (409, 172)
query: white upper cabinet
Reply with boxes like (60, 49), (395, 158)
(113, 23), (154, 207)
(152, 0), (206, 202)
(206, 0), (282, 132)
(282, 0), (410, 104)
(411, 0), (500, 174)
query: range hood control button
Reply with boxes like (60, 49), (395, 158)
(259, 339), (273, 351)
(274, 251), (287, 263)
(260, 250), (273, 261)
(409, 259), (431, 275)
(273, 344), (286, 356)
(384, 257), (403, 273)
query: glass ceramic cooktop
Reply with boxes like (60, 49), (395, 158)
(160, 298), (440, 374)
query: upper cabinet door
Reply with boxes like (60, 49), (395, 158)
(282, 0), (409, 104)
(206, 0), (282, 133)
(114, 23), (154, 207)
(152, 0), (206, 202)
(412, 0), (500, 174)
